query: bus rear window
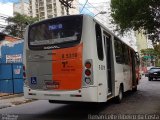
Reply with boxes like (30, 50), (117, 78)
(28, 15), (83, 50)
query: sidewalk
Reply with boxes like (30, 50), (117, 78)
(0, 93), (34, 109)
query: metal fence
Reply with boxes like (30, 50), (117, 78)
(0, 63), (23, 94)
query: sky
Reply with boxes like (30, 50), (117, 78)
(0, 0), (23, 3)
(79, 0), (109, 16)
(0, 0), (138, 50)
(0, 0), (18, 3)
(0, 2), (13, 17)
(0, 0), (109, 17)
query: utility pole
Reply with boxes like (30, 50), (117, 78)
(59, 0), (74, 15)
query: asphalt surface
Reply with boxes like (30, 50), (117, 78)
(0, 76), (160, 120)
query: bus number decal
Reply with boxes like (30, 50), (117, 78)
(62, 53), (77, 59)
(99, 65), (105, 70)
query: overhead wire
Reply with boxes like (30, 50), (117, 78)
(0, 0), (113, 28)
(76, 0), (112, 28)
(80, 0), (88, 13)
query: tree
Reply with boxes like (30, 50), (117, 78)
(110, 0), (160, 43)
(154, 44), (160, 66)
(140, 48), (160, 66)
(3, 13), (38, 38)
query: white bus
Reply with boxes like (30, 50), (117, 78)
(23, 14), (139, 103)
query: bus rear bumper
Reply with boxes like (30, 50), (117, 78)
(24, 86), (99, 102)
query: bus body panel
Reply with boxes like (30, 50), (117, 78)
(26, 44), (83, 91)
(114, 63), (124, 96)
(123, 64), (132, 91)
(24, 15), (99, 102)
(24, 86), (98, 102)
(52, 43), (83, 90)
(24, 15), (139, 103)
(82, 16), (107, 102)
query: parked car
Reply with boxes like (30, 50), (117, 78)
(146, 67), (160, 81)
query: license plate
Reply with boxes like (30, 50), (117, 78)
(45, 80), (60, 89)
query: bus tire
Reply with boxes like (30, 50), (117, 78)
(115, 85), (123, 103)
(148, 77), (152, 81)
(132, 86), (137, 92)
(49, 100), (54, 103)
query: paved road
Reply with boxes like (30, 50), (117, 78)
(0, 76), (160, 120)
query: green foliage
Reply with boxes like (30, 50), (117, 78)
(156, 62), (160, 67)
(3, 13), (38, 38)
(141, 47), (160, 66)
(111, 0), (160, 42)
(154, 44), (160, 56)
(141, 48), (157, 56)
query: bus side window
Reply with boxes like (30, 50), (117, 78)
(122, 44), (129, 65)
(95, 23), (104, 61)
(114, 38), (124, 64)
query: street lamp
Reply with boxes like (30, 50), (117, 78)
(94, 11), (107, 17)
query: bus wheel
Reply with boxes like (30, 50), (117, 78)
(132, 86), (137, 92)
(115, 85), (123, 103)
(148, 77), (152, 81)
(49, 100), (54, 103)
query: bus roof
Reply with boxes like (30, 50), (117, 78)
(29, 14), (136, 52)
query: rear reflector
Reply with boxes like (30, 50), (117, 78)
(85, 78), (91, 84)
(70, 94), (82, 97)
(23, 72), (26, 78)
(23, 65), (26, 79)
(23, 65), (25, 71)
(28, 93), (36, 95)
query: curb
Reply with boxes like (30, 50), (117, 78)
(0, 93), (24, 100)
(0, 104), (12, 109)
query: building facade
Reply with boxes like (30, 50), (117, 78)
(135, 30), (154, 73)
(29, 0), (79, 20)
(135, 31), (148, 54)
(13, 0), (30, 16)
(0, 3), (13, 32)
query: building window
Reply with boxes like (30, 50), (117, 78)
(46, 0), (52, 3)
(122, 44), (129, 64)
(36, 9), (39, 13)
(61, 12), (64, 15)
(48, 15), (53, 18)
(36, 14), (39, 17)
(53, 3), (56, 8)
(47, 10), (52, 14)
(54, 8), (57, 13)
(47, 4), (52, 10)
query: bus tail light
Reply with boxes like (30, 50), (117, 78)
(84, 60), (93, 85)
(23, 65), (26, 79)
(85, 69), (91, 76)
(85, 61), (91, 69)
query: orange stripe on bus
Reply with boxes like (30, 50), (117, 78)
(52, 43), (83, 90)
